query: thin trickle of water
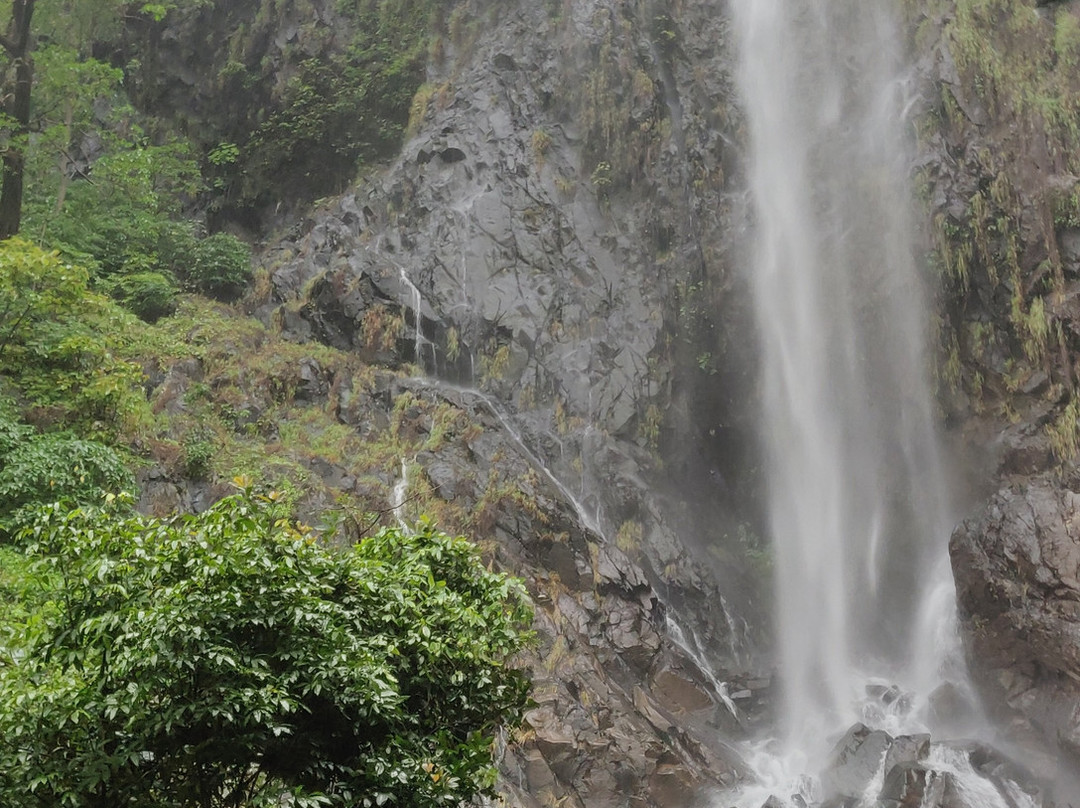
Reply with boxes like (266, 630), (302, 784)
(424, 381), (609, 542)
(391, 458), (410, 528)
(363, 236), (432, 371)
(664, 615), (740, 720)
(729, 0), (961, 790)
(719, 595), (749, 669)
(397, 266), (430, 368)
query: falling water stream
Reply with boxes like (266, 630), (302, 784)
(724, 0), (993, 804)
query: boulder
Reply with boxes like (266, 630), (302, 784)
(880, 762), (944, 808)
(950, 478), (1080, 771)
(821, 723), (893, 800)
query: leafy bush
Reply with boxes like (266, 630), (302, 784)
(0, 239), (150, 437)
(181, 427), (215, 479)
(28, 140), (204, 280)
(0, 238), (90, 364)
(0, 432), (135, 533)
(186, 232), (252, 300)
(103, 270), (179, 322)
(0, 490), (532, 807)
(0, 398), (32, 457)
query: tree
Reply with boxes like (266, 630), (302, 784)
(0, 0), (169, 240)
(0, 238), (148, 436)
(0, 487), (532, 807)
(0, 236), (87, 362)
(0, 0), (36, 238)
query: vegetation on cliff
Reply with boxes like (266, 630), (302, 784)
(0, 2), (534, 804)
(910, 0), (1080, 461)
(0, 237), (533, 808)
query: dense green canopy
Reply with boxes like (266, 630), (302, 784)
(0, 490), (532, 807)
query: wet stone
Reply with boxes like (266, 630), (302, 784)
(865, 683), (903, 705)
(822, 723), (893, 800)
(884, 733), (931, 777)
(880, 762), (944, 808)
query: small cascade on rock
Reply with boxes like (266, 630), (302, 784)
(362, 235), (435, 373)
(391, 458), (411, 529)
(720, 0), (1031, 805)
(426, 381), (610, 541)
(664, 614), (740, 720)
(397, 266), (433, 371)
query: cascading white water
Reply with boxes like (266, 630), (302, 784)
(730, 0), (960, 784)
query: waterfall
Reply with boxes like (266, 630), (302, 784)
(731, 0), (957, 774)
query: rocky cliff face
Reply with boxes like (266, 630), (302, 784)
(137, 346), (767, 807)
(119, 0), (777, 804)
(126, 0), (1080, 802)
(912, 0), (1080, 791)
(951, 480), (1080, 779)
(246, 2), (775, 801)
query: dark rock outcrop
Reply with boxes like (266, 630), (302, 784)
(245, 8), (770, 803)
(951, 479), (1080, 775)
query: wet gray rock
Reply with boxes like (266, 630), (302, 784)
(822, 724), (893, 800)
(295, 358), (329, 402)
(951, 478), (1080, 773)
(879, 762), (944, 808)
(927, 682), (979, 734)
(819, 723), (934, 805)
(884, 734), (932, 778)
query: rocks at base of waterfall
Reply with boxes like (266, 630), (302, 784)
(865, 683), (904, 706)
(950, 477), (1080, 776)
(878, 762), (944, 808)
(947, 741), (1045, 807)
(882, 734), (932, 783)
(822, 724), (892, 799)
(879, 743), (1043, 808)
(817, 730), (1044, 808)
(821, 723), (930, 804)
(861, 682), (914, 725)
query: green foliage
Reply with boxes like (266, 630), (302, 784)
(0, 398), (135, 534)
(32, 0), (130, 48)
(23, 127), (229, 319)
(102, 270), (180, 322)
(10, 35), (246, 313)
(0, 238), (89, 358)
(181, 427), (215, 479)
(207, 141), (240, 166)
(0, 239), (150, 437)
(0, 433), (134, 524)
(187, 232), (253, 300)
(0, 398), (32, 456)
(0, 491), (532, 807)
(29, 141), (203, 272)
